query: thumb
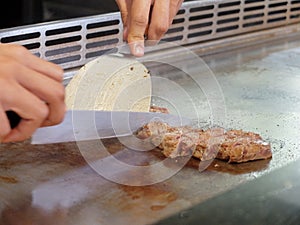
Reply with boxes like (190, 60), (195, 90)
(127, 0), (152, 56)
(127, 17), (146, 56)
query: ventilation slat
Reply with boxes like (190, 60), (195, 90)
(173, 14), (186, 20)
(244, 0), (265, 5)
(1, 33), (41, 43)
(269, 1), (288, 8)
(243, 12), (265, 19)
(268, 5), (290, 11)
(217, 20), (240, 27)
(188, 17), (216, 26)
(47, 51), (81, 60)
(190, 5), (214, 13)
(43, 46), (79, 59)
(243, 17), (265, 24)
(188, 22), (213, 30)
(3, 38), (41, 46)
(217, 17), (239, 24)
(169, 23), (185, 29)
(216, 25), (239, 33)
(85, 43), (118, 53)
(267, 13), (288, 20)
(243, 20), (264, 28)
(0, 0), (299, 72)
(188, 13), (215, 20)
(45, 32), (83, 41)
(218, 5), (242, 11)
(267, 16), (288, 23)
(86, 25), (121, 33)
(86, 47), (118, 59)
(291, 6), (300, 12)
(244, 4), (266, 12)
(217, 9), (240, 16)
(161, 36), (184, 43)
(216, 13), (241, 20)
(188, 30), (213, 38)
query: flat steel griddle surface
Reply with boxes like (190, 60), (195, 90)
(0, 33), (300, 225)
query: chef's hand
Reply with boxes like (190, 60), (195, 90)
(116, 0), (184, 57)
(0, 43), (66, 143)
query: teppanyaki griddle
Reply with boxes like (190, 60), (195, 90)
(0, 0), (300, 224)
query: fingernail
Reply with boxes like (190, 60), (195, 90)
(133, 43), (144, 57)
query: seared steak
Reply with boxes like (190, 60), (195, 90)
(136, 121), (272, 163)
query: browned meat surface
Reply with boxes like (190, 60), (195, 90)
(149, 106), (170, 114)
(216, 130), (271, 163)
(136, 121), (272, 163)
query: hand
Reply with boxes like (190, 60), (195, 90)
(116, 0), (184, 57)
(0, 43), (66, 143)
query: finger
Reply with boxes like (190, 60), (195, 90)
(0, 105), (11, 142)
(1, 44), (64, 82)
(169, 0), (184, 24)
(127, 0), (152, 56)
(41, 104), (66, 127)
(14, 64), (66, 127)
(144, 5), (153, 38)
(147, 0), (170, 41)
(116, 0), (129, 25)
(25, 55), (64, 83)
(2, 86), (49, 143)
(116, 0), (131, 41)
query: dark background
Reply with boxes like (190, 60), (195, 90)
(0, 0), (118, 29)
(0, 0), (194, 29)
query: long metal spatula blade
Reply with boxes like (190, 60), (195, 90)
(31, 110), (191, 145)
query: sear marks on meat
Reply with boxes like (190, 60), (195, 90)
(216, 129), (271, 163)
(135, 121), (200, 158)
(149, 105), (170, 114)
(135, 121), (272, 163)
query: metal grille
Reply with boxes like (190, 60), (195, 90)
(0, 0), (300, 73)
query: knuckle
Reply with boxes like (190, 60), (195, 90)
(36, 105), (49, 122)
(56, 84), (66, 101)
(55, 65), (64, 76)
(55, 110), (66, 125)
(18, 133), (31, 142)
(170, 0), (179, 9)
(0, 58), (19, 73)
(132, 15), (148, 27)
(49, 106), (66, 125)
(49, 86), (66, 125)
(48, 83), (65, 102)
(10, 44), (29, 58)
(155, 23), (169, 35)
(0, 129), (9, 142)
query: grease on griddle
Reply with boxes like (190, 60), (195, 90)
(184, 157), (271, 175)
(0, 142), (85, 169)
(119, 185), (177, 211)
(0, 176), (18, 184)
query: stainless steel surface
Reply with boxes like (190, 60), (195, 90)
(0, 0), (300, 224)
(0, 30), (300, 224)
(155, 156), (300, 225)
(0, 0), (299, 80)
(31, 110), (191, 144)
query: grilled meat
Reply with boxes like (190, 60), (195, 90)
(136, 121), (272, 163)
